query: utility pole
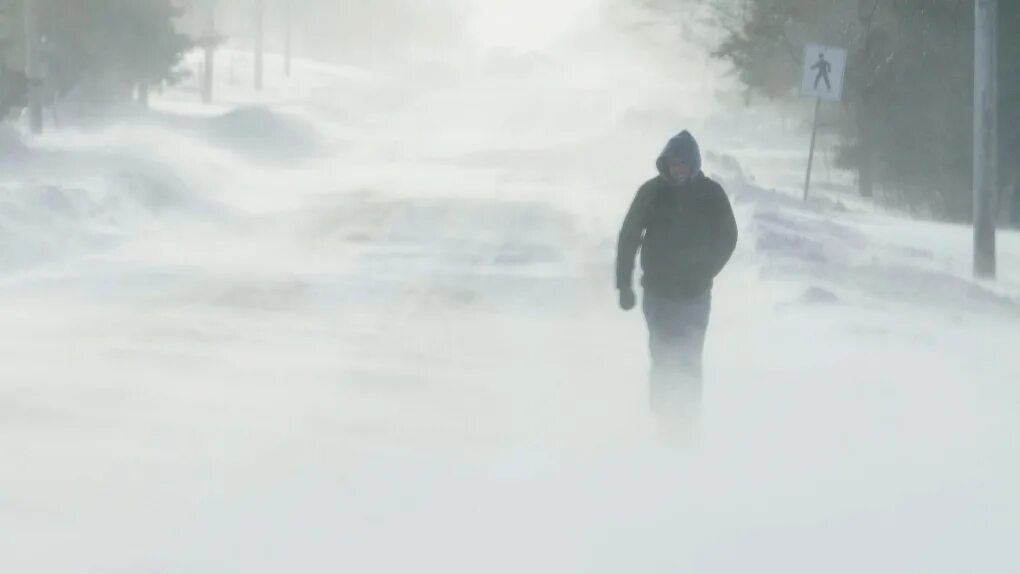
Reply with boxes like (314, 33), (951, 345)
(202, 0), (216, 103)
(22, 0), (42, 133)
(253, 0), (264, 91)
(857, 0), (879, 199)
(974, 0), (998, 279)
(284, 0), (292, 77)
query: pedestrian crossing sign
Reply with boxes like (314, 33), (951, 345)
(801, 44), (846, 101)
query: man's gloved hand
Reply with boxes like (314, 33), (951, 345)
(619, 288), (637, 312)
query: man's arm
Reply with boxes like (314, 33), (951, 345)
(707, 187), (739, 280)
(616, 182), (657, 291)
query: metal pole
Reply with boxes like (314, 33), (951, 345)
(22, 0), (42, 134)
(254, 0), (264, 91)
(804, 97), (822, 202)
(974, 0), (998, 279)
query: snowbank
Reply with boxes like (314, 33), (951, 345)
(204, 107), (323, 161)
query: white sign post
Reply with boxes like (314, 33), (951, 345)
(801, 44), (847, 201)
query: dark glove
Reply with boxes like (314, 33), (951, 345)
(619, 288), (637, 312)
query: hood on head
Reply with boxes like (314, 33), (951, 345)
(656, 130), (702, 178)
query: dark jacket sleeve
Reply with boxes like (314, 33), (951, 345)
(616, 182), (657, 291)
(707, 186), (738, 279)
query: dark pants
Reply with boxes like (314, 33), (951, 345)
(642, 291), (712, 423)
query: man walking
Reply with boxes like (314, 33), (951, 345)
(617, 131), (738, 429)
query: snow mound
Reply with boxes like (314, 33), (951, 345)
(0, 124), (26, 157)
(205, 107), (322, 161)
(733, 177), (1018, 314)
(0, 170), (208, 272)
(796, 285), (842, 305)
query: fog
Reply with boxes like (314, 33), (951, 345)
(2, 1), (1019, 572)
(202, 0), (601, 54)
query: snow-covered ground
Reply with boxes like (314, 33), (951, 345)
(2, 5), (1019, 573)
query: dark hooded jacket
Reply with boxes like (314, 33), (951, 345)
(616, 131), (738, 300)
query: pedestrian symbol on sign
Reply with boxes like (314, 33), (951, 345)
(801, 43), (845, 101)
(811, 53), (832, 91)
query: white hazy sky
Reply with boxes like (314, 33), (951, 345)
(469, 0), (602, 50)
(201, 0), (613, 62)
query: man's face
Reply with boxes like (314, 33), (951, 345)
(665, 158), (692, 185)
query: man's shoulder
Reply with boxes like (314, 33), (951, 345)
(633, 176), (666, 203)
(695, 176), (735, 214)
(638, 176), (665, 193)
(696, 174), (727, 197)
